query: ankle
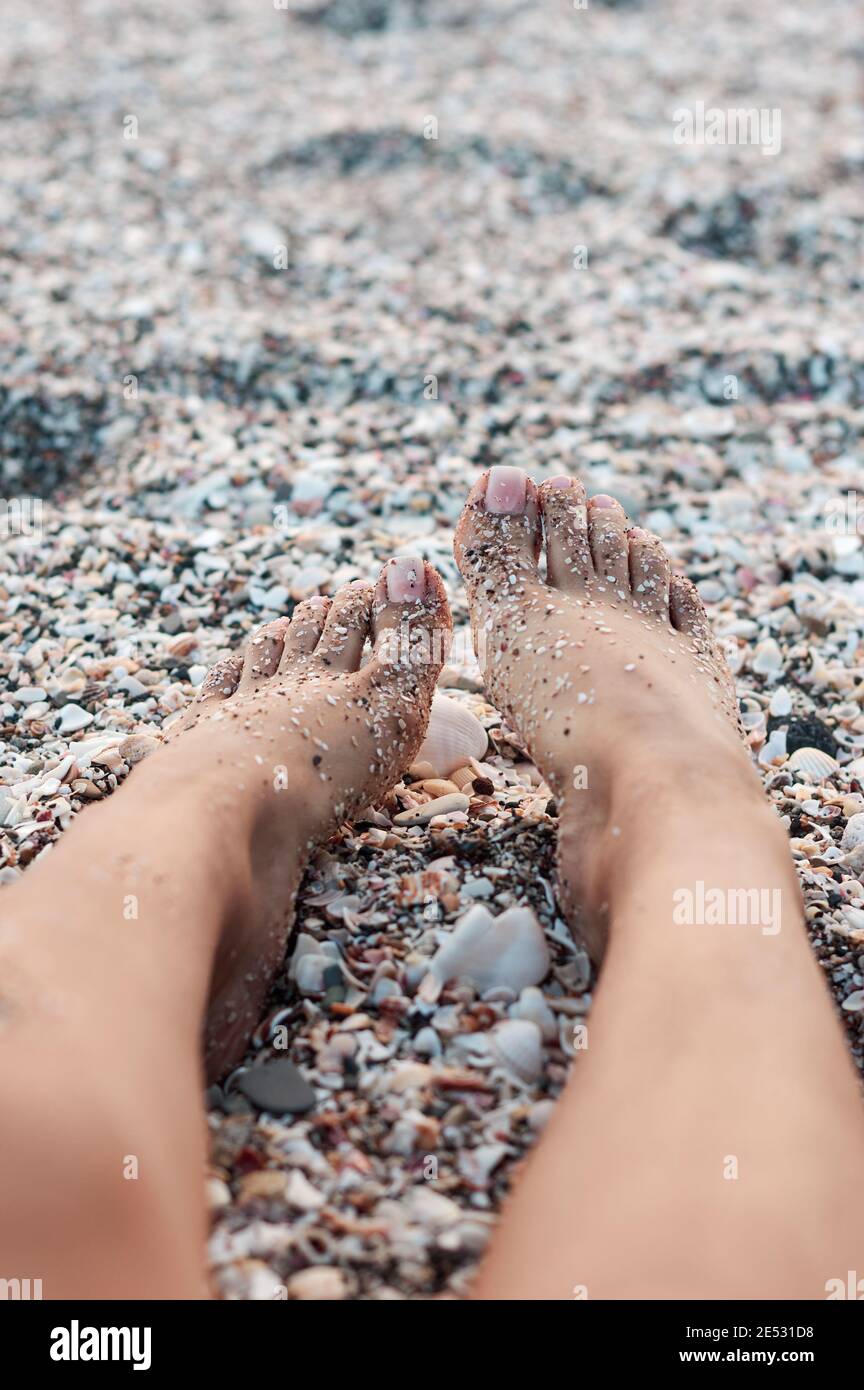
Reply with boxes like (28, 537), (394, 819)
(558, 735), (784, 940)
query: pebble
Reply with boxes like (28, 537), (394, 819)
(393, 793), (469, 826)
(236, 1059), (317, 1115)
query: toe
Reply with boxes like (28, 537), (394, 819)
(454, 466), (542, 604)
(587, 494), (630, 594)
(627, 528), (670, 617)
(670, 575), (712, 639)
(238, 617), (291, 690)
(194, 653), (244, 703)
(369, 559), (451, 682)
(313, 580), (373, 671)
(278, 595), (331, 668)
(538, 475), (594, 589)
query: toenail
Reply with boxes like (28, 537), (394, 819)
(548, 475), (573, 489)
(590, 494), (617, 509)
(628, 527), (649, 540)
(485, 466), (527, 515)
(386, 556), (426, 602)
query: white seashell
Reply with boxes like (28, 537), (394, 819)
(841, 812), (864, 852)
(769, 686), (792, 717)
(458, 1143), (511, 1187)
(414, 693), (488, 777)
(413, 1026), (443, 1059)
(751, 638), (783, 677)
(786, 746), (839, 782)
(508, 986), (557, 1040)
(427, 904), (550, 994)
(294, 954), (332, 995)
(758, 728), (787, 766)
(284, 1171), (326, 1212)
(289, 933), (341, 994)
(489, 1019), (544, 1083)
(393, 792), (469, 825)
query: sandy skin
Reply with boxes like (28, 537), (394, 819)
(455, 467), (864, 1299)
(0, 475), (863, 1299)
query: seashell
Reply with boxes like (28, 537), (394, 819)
(786, 746), (839, 782)
(293, 954), (333, 994)
(119, 733), (159, 765)
(70, 778), (102, 799)
(751, 638), (783, 677)
(841, 812), (864, 852)
(284, 1170), (326, 1211)
(489, 1018), (544, 1083)
(758, 728), (787, 766)
(426, 904), (550, 994)
(508, 986), (557, 1041)
(413, 1026), (442, 1059)
(286, 1267), (347, 1301)
(237, 1170), (290, 1203)
(769, 686), (792, 717)
(458, 1142), (511, 1188)
(395, 866), (459, 905)
(406, 760), (437, 781)
(413, 778), (461, 798)
(90, 747), (125, 773)
(393, 792), (469, 826)
(414, 693), (488, 777)
(289, 933), (341, 994)
(450, 765), (476, 791)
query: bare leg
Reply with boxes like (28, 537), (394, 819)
(455, 468), (864, 1300)
(0, 561), (450, 1299)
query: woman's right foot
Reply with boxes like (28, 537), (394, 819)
(454, 467), (769, 960)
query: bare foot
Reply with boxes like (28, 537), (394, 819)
(159, 557), (451, 1075)
(454, 467), (761, 961)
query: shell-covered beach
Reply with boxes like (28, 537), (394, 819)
(1, 0), (863, 1298)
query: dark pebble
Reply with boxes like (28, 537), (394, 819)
(236, 1058), (317, 1115)
(784, 716), (838, 757)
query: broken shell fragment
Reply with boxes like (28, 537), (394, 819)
(424, 904), (550, 994)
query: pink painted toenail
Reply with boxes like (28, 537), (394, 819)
(590, 494), (617, 509)
(386, 556), (426, 602)
(548, 475), (573, 489)
(485, 466), (527, 514)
